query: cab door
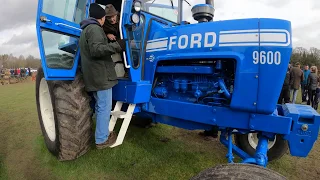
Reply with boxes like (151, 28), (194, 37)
(36, 0), (89, 80)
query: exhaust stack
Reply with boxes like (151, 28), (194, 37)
(206, 0), (214, 7)
(191, 0), (215, 23)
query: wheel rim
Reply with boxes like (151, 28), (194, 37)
(248, 133), (276, 149)
(39, 78), (56, 141)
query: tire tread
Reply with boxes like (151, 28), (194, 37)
(53, 72), (93, 161)
(190, 163), (287, 180)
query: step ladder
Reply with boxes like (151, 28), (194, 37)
(109, 101), (136, 148)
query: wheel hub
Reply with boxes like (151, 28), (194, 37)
(248, 133), (276, 149)
(39, 78), (56, 141)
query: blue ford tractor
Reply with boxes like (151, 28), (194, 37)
(35, 0), (320, 179)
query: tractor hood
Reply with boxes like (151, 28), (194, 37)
(145, 18), (291, 55)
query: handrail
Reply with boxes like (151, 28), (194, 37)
(55, 23), (82, 32)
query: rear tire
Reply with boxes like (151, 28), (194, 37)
(36, 67), (93, 161)
(191, 163), (286, 180)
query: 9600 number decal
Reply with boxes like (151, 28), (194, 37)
(253, 51), (281, 65)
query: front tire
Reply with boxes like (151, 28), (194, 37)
(235, 133), (288, 161)
(36, 67), (93, 161)
(191, 163), (286, 180)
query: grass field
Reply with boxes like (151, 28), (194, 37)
(0, 80), (320, 180)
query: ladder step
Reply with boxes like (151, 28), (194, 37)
(109, 103), (136, 148)
(111, 111), (126, 118)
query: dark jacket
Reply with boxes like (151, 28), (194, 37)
(290, 66), (304, 90)
(307, 72), (319, 91)
(79, 18), (122, 92)
(102, 15), (120, 41)
(283, 68), (291, 86)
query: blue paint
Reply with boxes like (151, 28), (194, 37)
(215, 60), (222, 70)
(220, 131), (251, 160)
(218, 78), (231, 99)
(180, 79), (188, 93)
(227, 131), (235, 163)
(153, 87), (168, 98)
(282, 104), (320, 157)
(156, 66), (215, 74)
(173, 80), (179, 91)
(35, 0), (320, 168)
(253, 135), (269, 167)
(194, 89), (203, 98)
(193, 4), (214, 9)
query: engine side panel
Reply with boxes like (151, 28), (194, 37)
(144, 18), (261, 112)
(257, 18), (293, 114)
(143, 18), (292, 114)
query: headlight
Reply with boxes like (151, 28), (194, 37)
(134, 1), (142, 12)
(131, 13), (140, 24)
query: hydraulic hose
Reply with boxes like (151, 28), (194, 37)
(218, 78), (231, 99)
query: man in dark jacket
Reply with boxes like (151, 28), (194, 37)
(79, 3), (126, 149)
(278, 65), (291, 104)
(307, 66), (319, 109)
(290, 62), (304, 104)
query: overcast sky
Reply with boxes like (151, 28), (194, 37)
(0, 0), (319, 58)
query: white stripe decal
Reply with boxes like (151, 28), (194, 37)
(220, 29), (259, 34)
(220, 33), (259, 43)
(146, 40), (168, 50)
(219, 29), (290, 47)
(260, 33), (286, 43)
(145, 29), (291, 51)
(146, 48), (168, 52)
(147, 37), (168, 43)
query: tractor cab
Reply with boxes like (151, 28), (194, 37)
(36, 0), (181, 78)
(36, 0), (184, 101)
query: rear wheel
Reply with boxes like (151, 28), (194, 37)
(191, 163), (286, 180)
(235, 133), (288, 161)
(36, 67), (93, 161)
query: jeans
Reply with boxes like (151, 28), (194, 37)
(290, 89), (298, 104)
(307, 89), (317, 108)
(315, 88), (320, 110)
(92, 88), (112, 144)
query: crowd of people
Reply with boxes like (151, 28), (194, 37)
(278, 62), (320, 110)
(0, 68), (33, 78)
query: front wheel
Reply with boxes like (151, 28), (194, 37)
(191, 163), (286, 180)
(235, 133), (288, 161)
(36, 67), (93, 161)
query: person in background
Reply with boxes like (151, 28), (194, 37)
(103, 4), (127, 78)
(314, 71), (320, 111)
(278, 64), (291, 104)
(289, 62), (304, 104)
(307, 66), (320, 109)
(25, 68), (29, 76)
(301, 65), (310, 103)
(103, 4), (120, 42)
(28, 67), (31, 76)
(79, 3), (126, 149)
